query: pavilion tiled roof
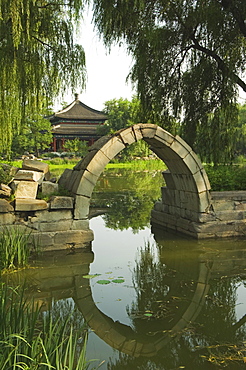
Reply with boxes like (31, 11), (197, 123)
(49, 95), (107, 122)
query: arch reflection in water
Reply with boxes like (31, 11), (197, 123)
(5, 222), (246, 368)
(74, 248), (210, 357)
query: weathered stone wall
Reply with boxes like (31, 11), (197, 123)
(151, 181), (246, 238)
(0, 197), (93, 251)
(0, 158), (94, 251)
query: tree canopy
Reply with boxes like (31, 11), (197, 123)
(0, 0), (86, 156)
(92, 0), (246, 163)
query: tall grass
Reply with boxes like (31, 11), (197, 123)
(0, 228), (32, 270)
(0, 284), (93, 369)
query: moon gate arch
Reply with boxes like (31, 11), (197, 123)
(59, 124), (212, 231)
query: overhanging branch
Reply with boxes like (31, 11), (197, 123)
(190, 37), (246, 93)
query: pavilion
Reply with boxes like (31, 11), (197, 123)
(48, 94), (108, 152)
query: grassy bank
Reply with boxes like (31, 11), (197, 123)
(8, 158), (246, 191)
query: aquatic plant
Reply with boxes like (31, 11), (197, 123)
(0, 284), (92, 369)
(0, 227), (32, 270)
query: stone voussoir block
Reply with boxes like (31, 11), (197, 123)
(192, 170), (211, 193)
(72, 173), (95, 198)
(117, 126), (138, 145)
(74, 195), (90, 219)
(82, 150), (110, 177)
(170, 135), (192, 159)
(182, 151), (203, 175)
(132, 124), (144, 141)
(154, 126), (175, 146)
(72, 170), (98, 196)
(140, 123), (157, 139)
(100, 136), (126, 160)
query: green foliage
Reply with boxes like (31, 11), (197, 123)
(0, 284), (90, 369)
(102, 96), (145, 132)
(0, 0), (86, 157)
(11, 113), (53, 158)
(98, 96), (147, 137)
(0, 228), (32, 270)
(99, 97), (159, 160)
(236, 104), (246, 156)
(0, 164), (13, 184)
(63, 138), (89, 157)
(92, 168), (164, 232)
(205, 165), (246, 191)
(93, 0), (246, 164)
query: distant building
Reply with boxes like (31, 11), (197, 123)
(47, 94), (107, 152)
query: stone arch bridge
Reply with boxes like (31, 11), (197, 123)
(59, 123), (246, 239)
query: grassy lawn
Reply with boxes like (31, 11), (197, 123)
(7, 158), (246, 191)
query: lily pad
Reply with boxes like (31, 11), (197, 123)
(83, 274), (101, 279)
(144, 313), (153, 317)
(112, 279), (125, 284)
(97, 280), (111, 285)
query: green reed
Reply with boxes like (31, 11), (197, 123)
(0, 284), (92, 369)
(0, 227), (32, 270)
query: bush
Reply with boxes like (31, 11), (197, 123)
(205, 165), (246, 191)
(0, 164), (13, 184)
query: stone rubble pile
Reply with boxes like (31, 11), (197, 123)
(0, 159), (60, 211)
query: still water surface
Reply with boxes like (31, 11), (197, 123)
(8, 168), (246, 369)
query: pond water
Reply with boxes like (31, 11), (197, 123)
(5, 168), (246, 369)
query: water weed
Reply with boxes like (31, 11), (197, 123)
(0, 284), (93, 369)
(0, 228), (32, 270)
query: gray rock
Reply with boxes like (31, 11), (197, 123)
(15, 199), (48, 211)
(0, 199), (14, 212)
(49, 196), (74, 209)
(0, 183), (12, 198)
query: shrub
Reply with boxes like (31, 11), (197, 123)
(205, 165), (246, 191)
(0, 164), (13, 184)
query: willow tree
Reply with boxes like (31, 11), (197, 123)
(0, 0), (86, 157)
(92, 0), (246, 164)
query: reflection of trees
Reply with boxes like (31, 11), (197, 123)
(127, 242), (200, 336)
(91, 169), (163, 232)
(107, 237), (246, 369)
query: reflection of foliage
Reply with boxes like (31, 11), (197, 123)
(107, 240), (246, 369)
(49, 298), (86, 335)
(101, 192), (155, 232)
(127, 242), (198, 336)
(91, 168), (163, 232)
